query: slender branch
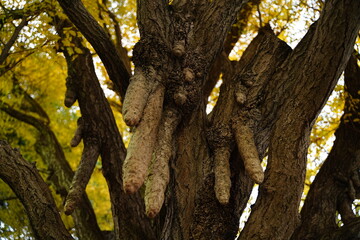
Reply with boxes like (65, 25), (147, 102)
(0, 18), (27, 65)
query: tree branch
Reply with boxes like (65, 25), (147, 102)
(291, 53), (360, 240)
(0, 141), (73, 240)
(0, 17), (27, 65)
(56, 0), (130, 99)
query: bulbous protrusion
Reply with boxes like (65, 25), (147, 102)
(174, 90), (187, 106)
(172, 41), (185, 57)
(235, 91), (247, 105)
(183, 68), (195, 83)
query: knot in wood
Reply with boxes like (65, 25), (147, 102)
(132, 37), (168, 69)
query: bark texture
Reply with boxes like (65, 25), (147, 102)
(2, 0), (360, 239)
(291, 54), (360, 240)
(0, 140), (73, 240)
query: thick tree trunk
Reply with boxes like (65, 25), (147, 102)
(291, 54), (360, 240)
(0, 140), (73, 240)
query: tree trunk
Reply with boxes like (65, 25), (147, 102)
(56, 0), (360, 239)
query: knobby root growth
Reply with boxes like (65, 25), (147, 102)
(123, 84), (165, 194)
(145, 108), (181, 218)
(214, 146), (232, 205)
(233, 122), (264, 184)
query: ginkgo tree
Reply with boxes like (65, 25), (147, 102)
(0, 0), (360, 239)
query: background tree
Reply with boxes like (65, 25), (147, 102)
(0, 0), (360, 239)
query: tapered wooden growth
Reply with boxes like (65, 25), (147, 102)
(214, 146), (232, 205)
(64, 76), (77, 108)
(145, 108), (181, 218)
(123, 84), (165, 194)
(70, 117), (83, 147)
(122, 68), (154, 126)
(233, 122), (264, 184)
(64, 143), (99, 215)
(172, 40), (185, 57)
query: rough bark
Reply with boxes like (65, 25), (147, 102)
(291, 54), (360, 240)
(240, 0), (360, 239)
(0, 140), (73, 240)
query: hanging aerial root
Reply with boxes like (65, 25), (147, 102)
(64, 76), (77, 108)
(145, 108), (181, 218)
(70, 117), (83, 147)
(233, 122), (264, 184)
(64, 143), (99, 215)
(214, 146), (232, 205)
(123, 84), (165, 194)
(122, 68), (154, 126)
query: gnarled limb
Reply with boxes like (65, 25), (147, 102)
(190, 27), (291, 239)
(0, 141), (73, 240)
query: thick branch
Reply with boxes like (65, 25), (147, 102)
(0, 141), (72, 240)
(191, 27), (291, 239)
(241, 0), (360, 239)
(56, 0), (130, 99)
(291, 53), (360, 240)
